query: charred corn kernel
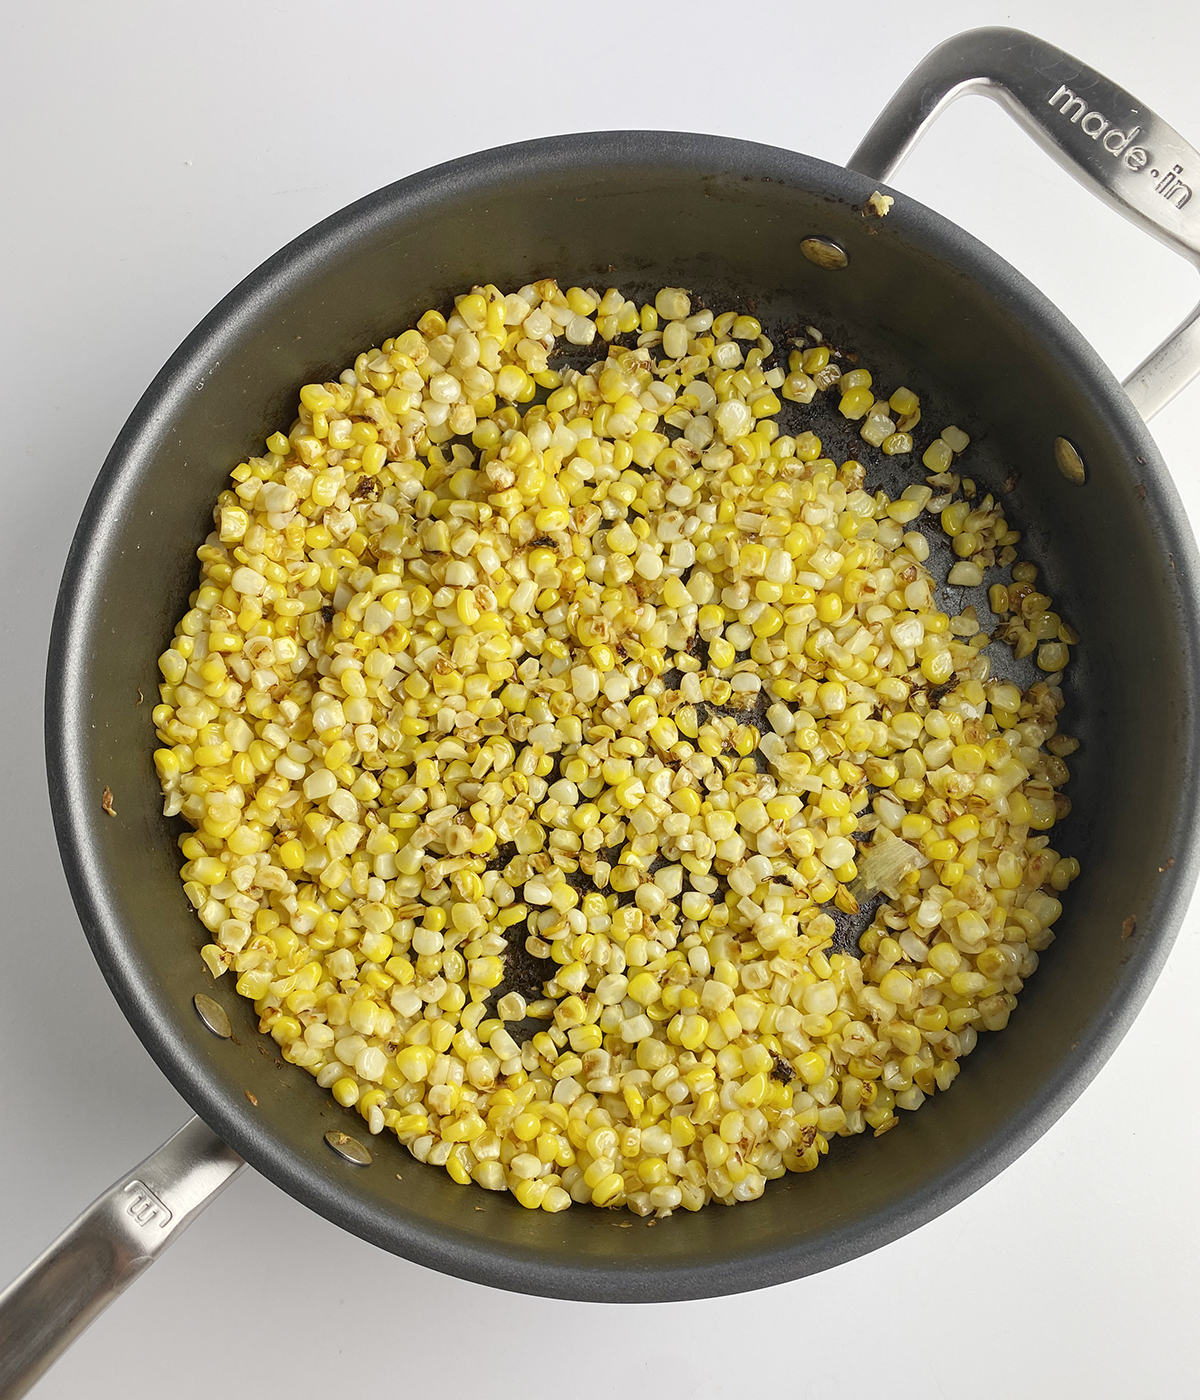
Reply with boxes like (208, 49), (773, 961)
(161, 278), (1078, 1219)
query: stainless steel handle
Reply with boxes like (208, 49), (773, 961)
(0, 1118), (244, 1400)
(848, 26), (1200, 421)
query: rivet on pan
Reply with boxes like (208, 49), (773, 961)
(325, 1130), (372, 1166)
(193, 993), (232, 1039)
(1054, 437), (1087, 485)
(801, 237), (848, 270)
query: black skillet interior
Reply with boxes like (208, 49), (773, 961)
(47, 131), (1200, 1300)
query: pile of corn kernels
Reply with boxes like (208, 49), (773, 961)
(153, 281), (1080, 1215)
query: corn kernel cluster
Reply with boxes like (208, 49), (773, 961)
(154, 280), (1080, 1216)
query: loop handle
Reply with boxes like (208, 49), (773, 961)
(849, 27), (1200, 420)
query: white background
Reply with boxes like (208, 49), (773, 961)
(3, 2), (1198, 1395)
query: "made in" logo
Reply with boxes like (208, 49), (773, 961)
(1047, 84), (1191, 208)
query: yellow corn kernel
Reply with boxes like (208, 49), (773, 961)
(158, 283), (1082, 1218)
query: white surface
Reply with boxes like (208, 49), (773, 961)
(3, 1), (1199, 1395)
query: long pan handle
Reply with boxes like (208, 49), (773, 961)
(849, 26), (1200, 421)
(0, 1118), (244, 1400)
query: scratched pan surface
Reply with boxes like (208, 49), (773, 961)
(46, 131), (1200, 1301)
